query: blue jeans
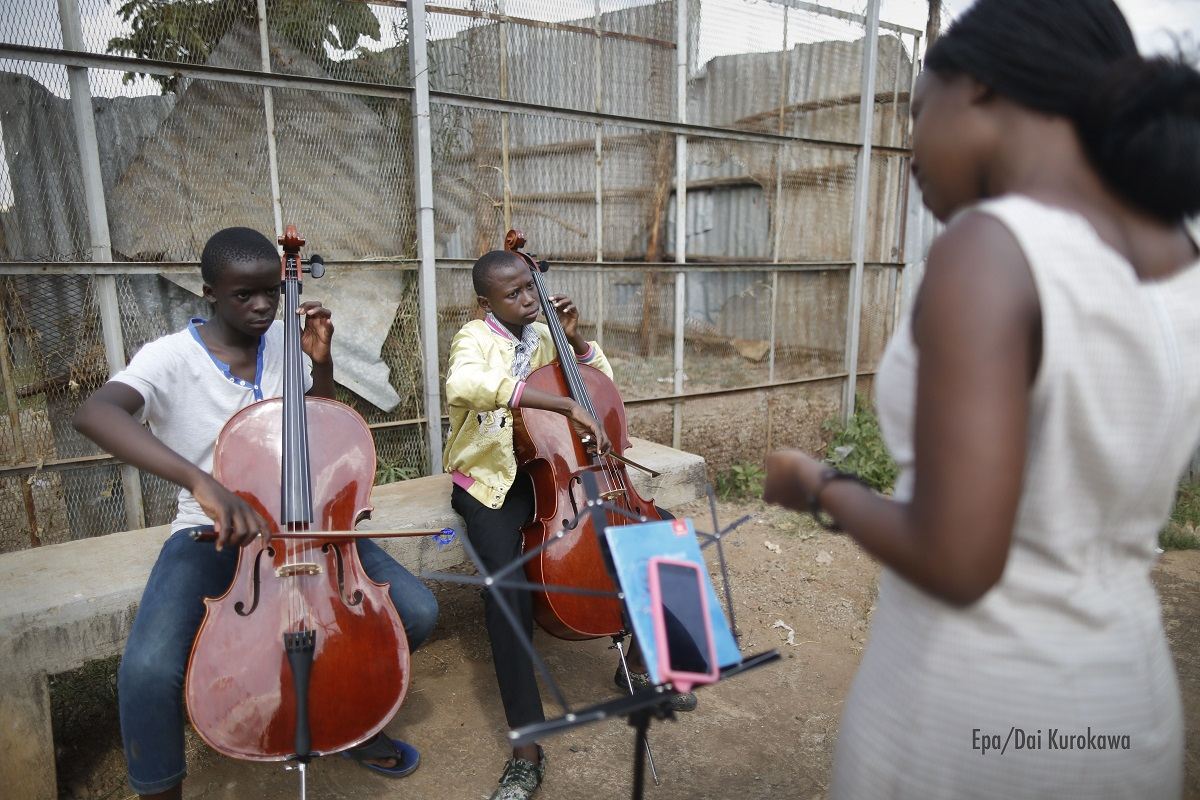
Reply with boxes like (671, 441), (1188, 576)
(118, 528), (439, 795)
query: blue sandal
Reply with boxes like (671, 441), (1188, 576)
(341, 732), (420, 777)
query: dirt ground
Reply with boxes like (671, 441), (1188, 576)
(55, 496), (1200, 800)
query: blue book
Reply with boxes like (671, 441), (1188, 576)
(603, 518), (742, 686)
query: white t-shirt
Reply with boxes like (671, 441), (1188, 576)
(111, 318), (313, 531)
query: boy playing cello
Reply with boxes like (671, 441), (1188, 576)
(73, 227), (438, 798)
(444, 249), (695, 800)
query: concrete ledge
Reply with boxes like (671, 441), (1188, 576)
(360, 436), (708, 574)
(0, 437), (705, 800)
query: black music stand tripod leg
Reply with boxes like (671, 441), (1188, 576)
(630, 708), (652, 800)
(611, 634), (660, 787)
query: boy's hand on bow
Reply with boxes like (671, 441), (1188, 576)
(566, 402), (612, 456)
(192, 474), (272, 551)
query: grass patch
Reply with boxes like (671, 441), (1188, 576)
(822, 393), (898, 493)
(376, 459), (422, 485)
(50, 656), (124, 793)
(1160, 481), (1200, 551)
(715, 462), (766, 501)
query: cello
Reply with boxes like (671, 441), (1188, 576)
(505, 229), (666, 641)
(184, 227), (408, 766)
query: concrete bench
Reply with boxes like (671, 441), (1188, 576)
(0, 438), (706, 800)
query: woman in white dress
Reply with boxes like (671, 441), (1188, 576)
(762, 1), (1200, 797)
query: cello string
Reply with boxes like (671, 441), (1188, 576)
(529, 257), (638, 534)
(527, 256), (636, 520)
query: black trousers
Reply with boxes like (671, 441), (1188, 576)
(452, 475), (544, 730)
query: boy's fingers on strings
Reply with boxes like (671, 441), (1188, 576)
(550, 294), (577, 318)
(297, 300), (331, 318)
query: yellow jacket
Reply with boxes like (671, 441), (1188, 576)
(444, 317), (612, 508)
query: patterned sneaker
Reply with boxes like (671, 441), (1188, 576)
(613, 665), (699, 712)
(488, 745), (546, 800)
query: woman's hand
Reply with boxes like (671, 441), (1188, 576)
(762, 448), (826, 514)
(298, 301), (333, 365)
(191, 474), (271, 551)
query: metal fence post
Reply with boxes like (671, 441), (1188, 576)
(671, 0), (689, 450)
(57, 0), (144, 530)
(408, 0), (444, 473)
(842, 0), (880, 423)
(594, 1), (605, 347)
(769, 5), (788, 387)
(256, 0), (284, 240)
(499, 0), (512, 230)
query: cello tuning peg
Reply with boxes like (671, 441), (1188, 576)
(536, 258), (549, 273)
(305, 254), (325, 278)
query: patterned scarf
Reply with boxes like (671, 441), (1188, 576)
(487, 313), (541, 380)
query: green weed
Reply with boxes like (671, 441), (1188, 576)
(376, 459), (421, 486)
(1160, 481), (1200, 551)
(822, 393), (898, 493)
(715, 462), (767, 501)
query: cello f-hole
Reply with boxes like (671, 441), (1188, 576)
(234, 548), (266, 617)
(323, 542), (366, 607)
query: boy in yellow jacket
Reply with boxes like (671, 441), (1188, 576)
(446, 250), (696, 800)
(444, 249), (609, 800)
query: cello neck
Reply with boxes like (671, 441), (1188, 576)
(279, 226), (313, 526)
(504, 230), (598, 419)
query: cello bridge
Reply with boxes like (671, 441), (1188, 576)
(275, 563), (323, 577)
(600, 489), (626, 500)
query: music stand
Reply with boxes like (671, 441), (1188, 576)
(422, 472), (780, 799)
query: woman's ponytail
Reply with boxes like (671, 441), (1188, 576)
(1078, 56), (1200, 223)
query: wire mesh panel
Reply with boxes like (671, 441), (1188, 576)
(600, 267), (677, 401)
(104, 0), (262, 91)
(1, 0), (65, 49)
(427, 2), (503, 97)
(773, 268), (850, 382)
(371, 421), (428, 484)
(776, 144), (860, 262)
(101, 75), (276, 260)
(0, 62), (94, 262)
(872, 30), (917, 150)
(506, 113), (598, 260)
(427, 0), (676, 120)
(690, 0), (788, 130)
(679, 267), (775, 394)
(434, 262), (479, 407)
(675, 136), (778, 261)
(1, 274), (116, 545)
(600, 124), (672, 261)
(430, 103), (507, 257)
(867, 150), (910, 263)
(271, 87), (415, 258)
(779, 7), (867, 145)
(856, 264), (897, 374)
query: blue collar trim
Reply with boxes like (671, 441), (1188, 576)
(188, 318), (265, 401)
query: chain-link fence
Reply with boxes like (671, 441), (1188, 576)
(0, 0), (922, 551)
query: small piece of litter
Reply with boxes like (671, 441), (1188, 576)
(764, 540), (782, 554)
(771, 619), (797, 646)
(815, 550), (833, 565)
